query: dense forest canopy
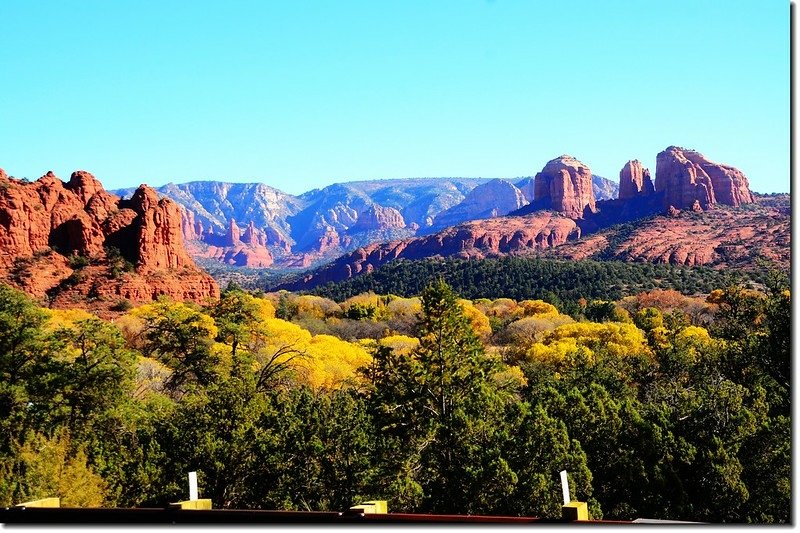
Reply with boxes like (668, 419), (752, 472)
(0, 267), (789, 522)
(303, 257), (759, 311)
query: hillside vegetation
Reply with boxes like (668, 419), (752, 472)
(0, 270), (789, 522)
(304, 257), (757, 311)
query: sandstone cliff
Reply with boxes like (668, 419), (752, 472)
(655, 146), (755, 210)
(531, 155), (596, 218)
(0, 168), (219, 310)
(619, 160), (655, 200)
(350, 205), (406, 232)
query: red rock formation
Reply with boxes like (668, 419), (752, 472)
(315, 226), (341, 254)
(181, 208), (199, 241)
(203, 244), (274, 267)
(264, 226), (292, 253)
(0, 169), (218, 306)
(533, 155), (596, 218)
(241, 220), (268, 246)
(655, 146), (755, 210)
(681, 149), (755, 207)
(543, 195), (789, 271)
(128, 185), (196, 272)
(225, 218), (241, 246)
(619, 160), (654, 200)
(285, 212), (580, 289)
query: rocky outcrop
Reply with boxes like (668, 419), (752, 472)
(225, 218), (241, 247)
(0, 169), (218, 306)
(241, 221), (268, 246)
(126, 185), (198, 272)
(430, 179), (528, 231)
(282, 212), (581, 290)
(532, 155), (596, 218)
(203, 244), (274, 268)
(655, 146), (754, 210)
(680, 149), (755, 207)
(350, 205), (406, 232)
(619, 160), (655, 200)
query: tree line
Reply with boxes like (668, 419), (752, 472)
(305, 257), (756, 312)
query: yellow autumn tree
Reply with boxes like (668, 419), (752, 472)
(458, 299), (492, 340)
(247, 317), (371, 390)
(294, 295), (341, 319)
(377, 334), (420, 356)
(503, 314), (575, 345)
(526, 321), (651, 367)
(41, 308), (96, 331)
(517, 299), (560, 317)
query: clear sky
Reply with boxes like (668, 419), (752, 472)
(0, 0), (790, 194)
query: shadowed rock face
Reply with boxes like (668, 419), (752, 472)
(0, 168), (218, 306)
(655, 146), (755, 210)
(532, 155), (596, 218)
(619, 160), (655, 200)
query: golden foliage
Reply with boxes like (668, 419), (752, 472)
(377, 334), (420, 356)
(525, 321), (651, 366)
(294, 295), (340, 319)
(385, 297), (422, 319)
(250, 317), (371, 389)
(458, 299), (492, 339)
(492, 364), (528, 390)
(303, 334), (372, 389)
(41, 308), (95, 331)
(16, 431), (107, 507)
(503, 314), (575, 345)
(517, 299), (559, 316)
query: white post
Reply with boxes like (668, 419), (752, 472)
(559, 470), (570, 505)
(188, 471), (198, 501)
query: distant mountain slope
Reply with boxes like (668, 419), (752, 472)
(427, 179), (529, 232)
(113, 145), (765, 274)
(279, 194), (787, 291)
(592, 175), (619, 200)
(117, 177), (493, 267)
(115, 181), (304, 243)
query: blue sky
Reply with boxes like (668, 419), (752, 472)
(0, 0), (790, 194)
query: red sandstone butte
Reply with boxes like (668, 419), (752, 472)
(655, 146), (754, 210)
(618, 160), (655, 200)
(533, 155), (596, 218)
(0, 168), (219, 305)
